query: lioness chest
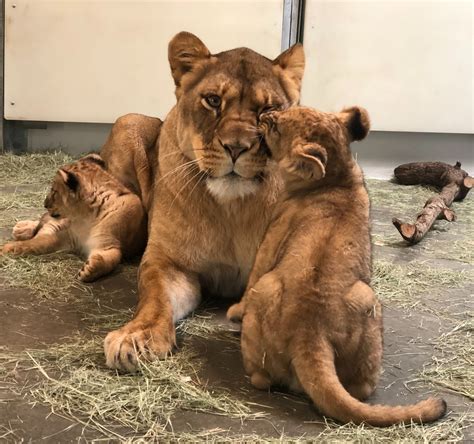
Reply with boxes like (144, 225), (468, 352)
(153, 189), (273, 298)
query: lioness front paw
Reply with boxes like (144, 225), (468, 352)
(104, 323), (175, 372)
(2, 242), (29, 255)
(12, 220), (39, 241)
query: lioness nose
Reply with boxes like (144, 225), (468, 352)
(223, 143), (249, 162)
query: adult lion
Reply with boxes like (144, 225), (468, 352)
(104, 32), (305, 372)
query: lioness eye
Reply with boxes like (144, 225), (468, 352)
(205, 95), (221, 108)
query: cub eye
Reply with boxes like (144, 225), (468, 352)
(205, 95), (221, 108)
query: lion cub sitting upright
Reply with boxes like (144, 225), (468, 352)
(2, 154), (147, 282)
(227, 106), (446, 426)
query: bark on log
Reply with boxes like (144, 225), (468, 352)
(392, 161), (473, 244)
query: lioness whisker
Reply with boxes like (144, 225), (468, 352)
(184, 169), (209, 205)
(166, 168), (205, 214)
(156, 159), (201, 184)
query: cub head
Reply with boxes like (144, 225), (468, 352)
(168, 31), (305, 201)
(259, 106), (370, 186)
(44, 154), (104, 217)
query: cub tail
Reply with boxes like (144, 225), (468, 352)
(292, 338), (446, 427)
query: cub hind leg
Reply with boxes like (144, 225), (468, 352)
(78, 247), (122, 282)
(241, 309), (272, 390)
(239, 272), (283, 391)
(342, 281), (383, 401)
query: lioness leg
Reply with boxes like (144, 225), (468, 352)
(100, 113), (162, 211)
(104, 249), (201, 372)
(78, 247), (122, 282)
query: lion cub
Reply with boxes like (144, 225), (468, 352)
(227, 106), (446, 426)
(2, 154), (147, 282)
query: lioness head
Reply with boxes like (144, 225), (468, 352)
(259, 106), (370, 185)
(168, 32), (305, 201)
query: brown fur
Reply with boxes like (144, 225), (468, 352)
(227, 106), (446, 426)
(100, 114), (162, 212)
(103, 32), (305, 372)
(2, 154), (147, 282)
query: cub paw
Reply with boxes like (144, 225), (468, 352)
(250, 370), (272, 390)
(2, 242), (29, 255)
(227, 302), (245, 323)
(78, 257), (106, 282)
(104, 323), (175, 373)
(12, 220), (39, 241)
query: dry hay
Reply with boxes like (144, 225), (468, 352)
(372, 259), (473, 312)
(0, 253), (92, 300)
(0, 331), (264, 441)
(417, 320), (474, 401)
(366, 178), (436, 215)
(0, 189), (46, 227)
(0, 151), (74, 186)
(1, 328), (470, 443)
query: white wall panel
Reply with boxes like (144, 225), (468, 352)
(301, 1), (473, 133)
(5, 0), (283, 123)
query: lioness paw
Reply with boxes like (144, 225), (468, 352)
(104, 324), (175, 373)
(12, 220), (39, 241)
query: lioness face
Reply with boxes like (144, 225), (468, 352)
(168, 32), (305, 201)
(260, 106), (370, 184)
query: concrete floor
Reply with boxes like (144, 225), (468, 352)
(0, 174), (473, 442)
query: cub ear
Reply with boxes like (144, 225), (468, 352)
(273, 44), (305, 102)
(338, 106), (371, 142)
(294, 143), (327, 181)
(168, 32), (211, 88)
(58, 169), (79, 192)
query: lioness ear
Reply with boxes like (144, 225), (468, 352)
(294, 143), (327, 181)
(338, 106), (371, 142)
(272, 44), (305, 102)
(168, 32), (211, 88)
(59, 169), (79, 192)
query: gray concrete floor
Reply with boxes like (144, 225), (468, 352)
(0, 173), (473, 442)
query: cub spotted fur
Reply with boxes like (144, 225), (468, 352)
(227, 106), (446, 426)
(2, 154), (147, 282)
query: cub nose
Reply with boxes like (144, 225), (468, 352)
(222, 143), (249, 162)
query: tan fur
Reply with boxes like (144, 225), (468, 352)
(103, 32), (305, 372)
(2, 154), (146, 282)
(100, 114), (162, 212)
(227, 106), (446, 426)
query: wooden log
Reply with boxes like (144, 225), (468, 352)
(392, 161), (473, 244)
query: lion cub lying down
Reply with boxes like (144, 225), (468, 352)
(227, 106), (446, 426)
(2, 154), (147, 282)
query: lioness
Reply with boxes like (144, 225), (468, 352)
(2, 154), (147, 282)
(226, 107), (446, 426)
(104, 32), (305, 372)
